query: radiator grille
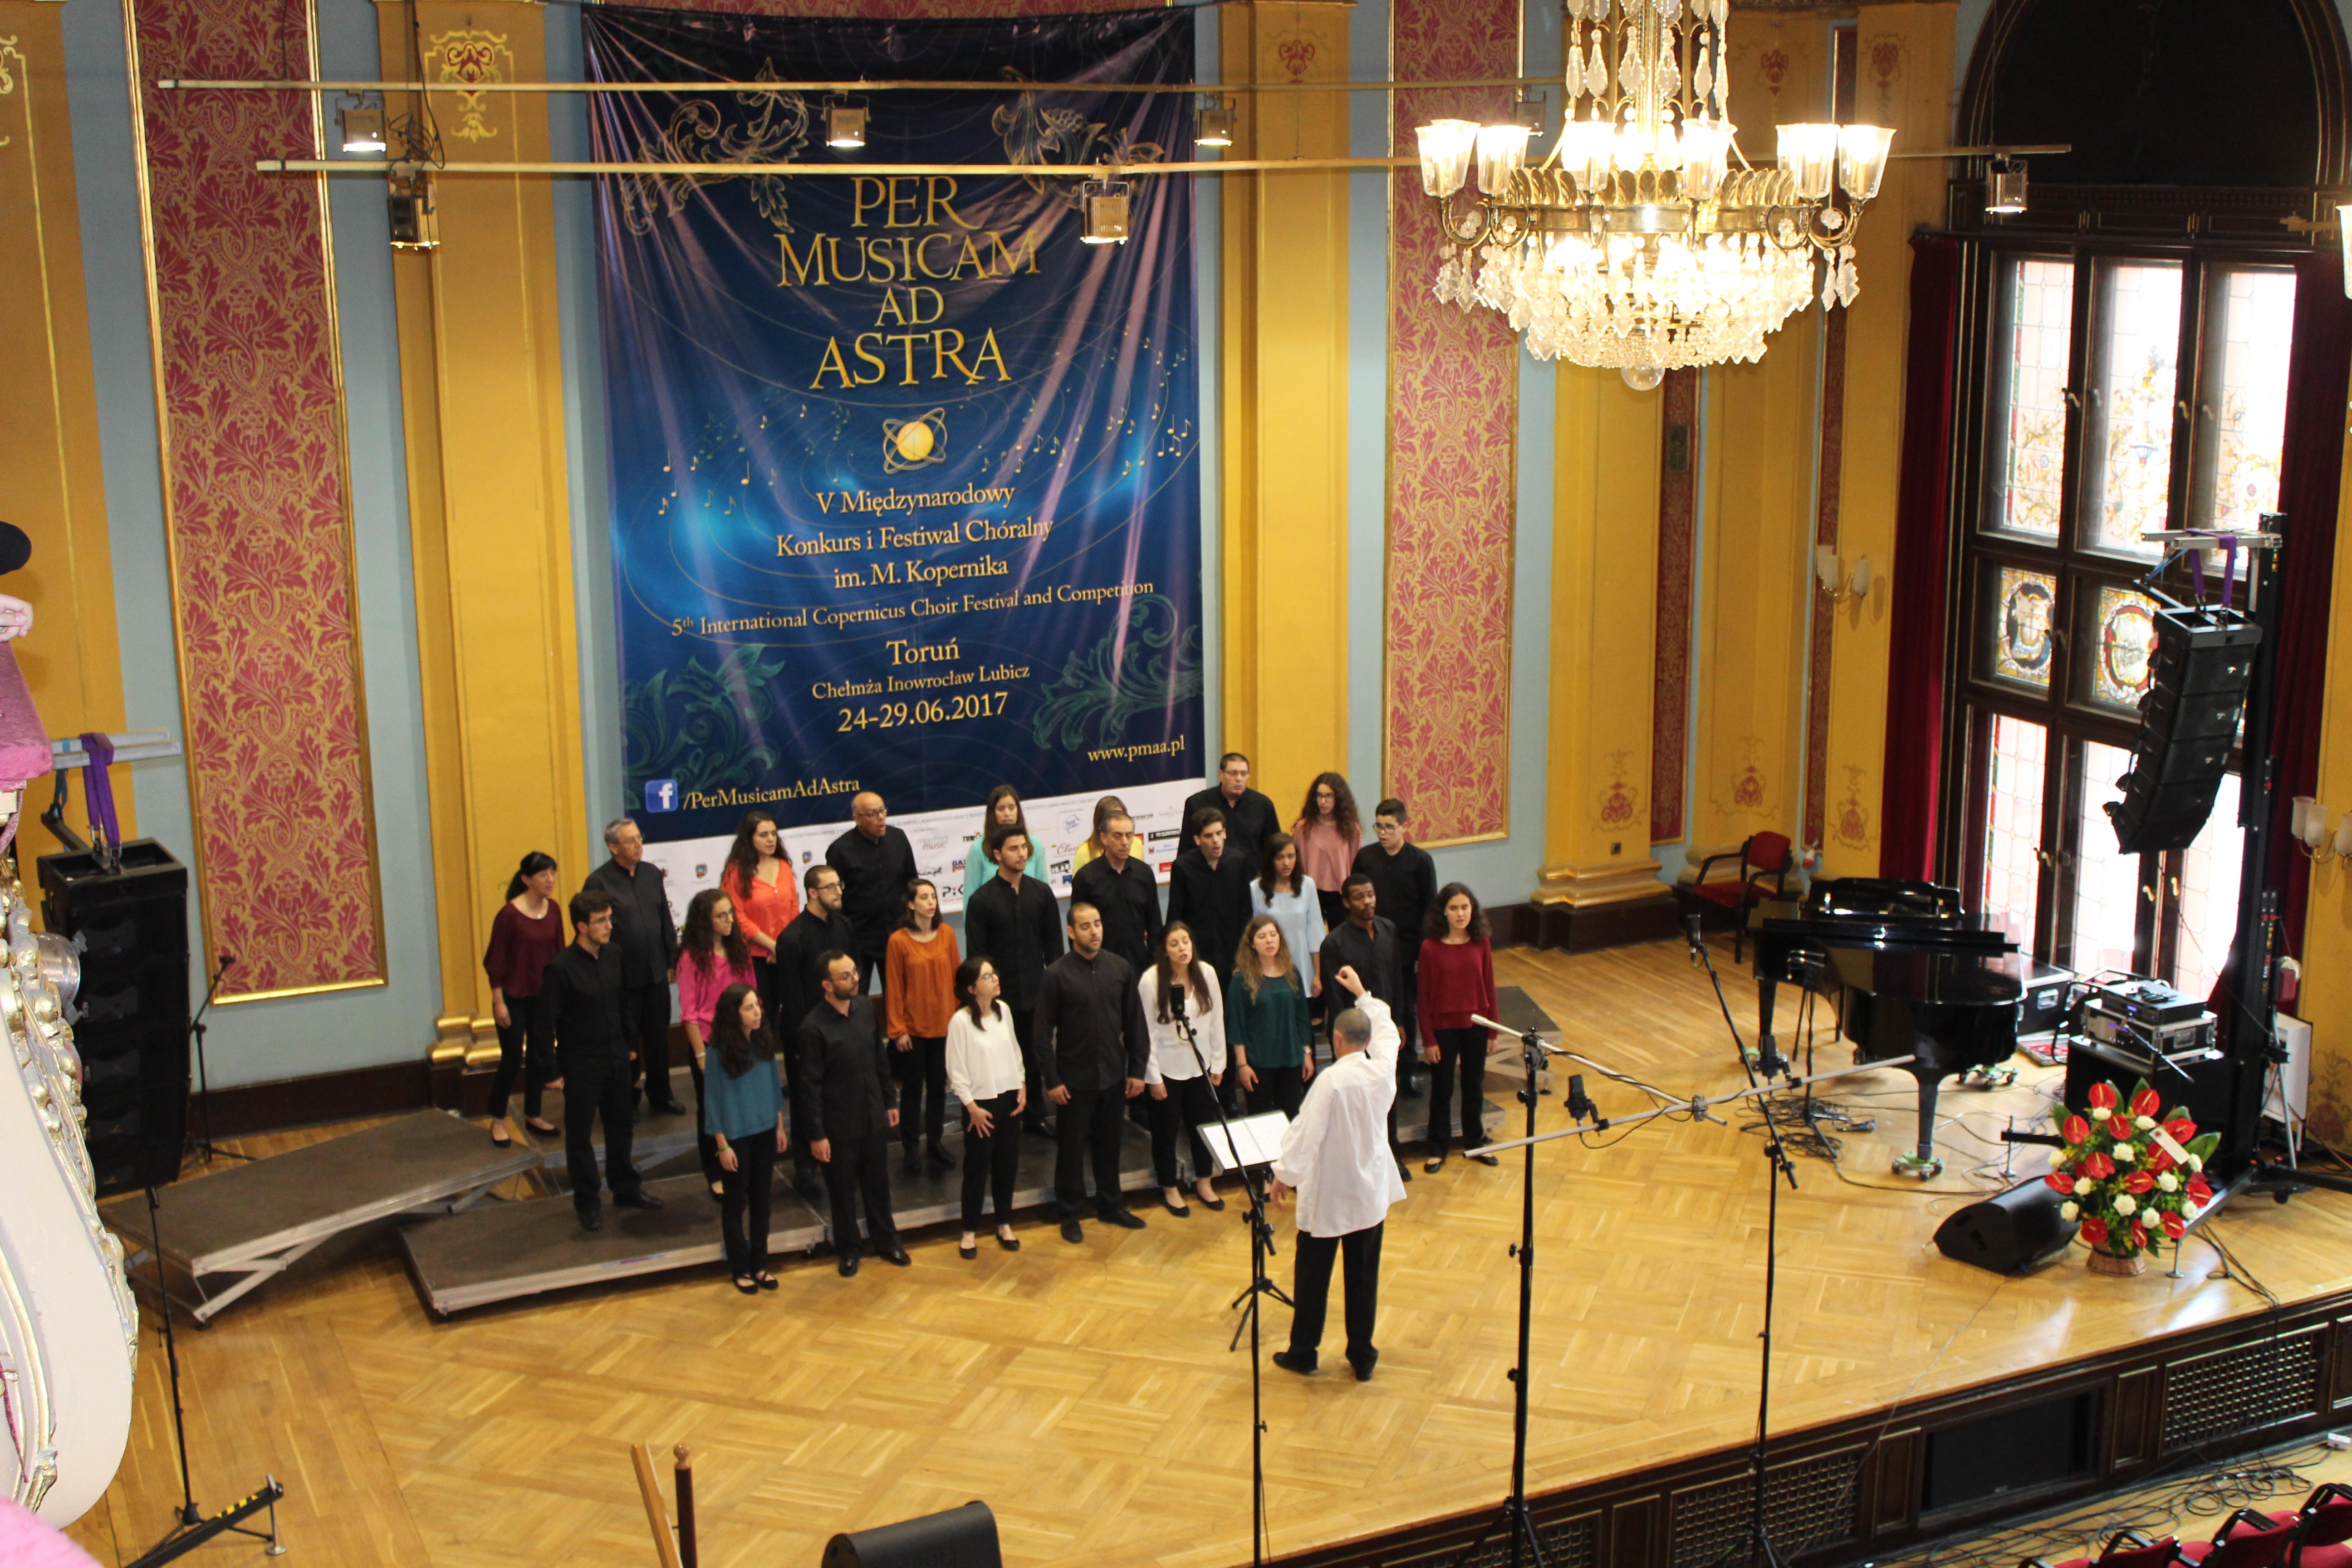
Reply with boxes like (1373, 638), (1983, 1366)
(2161, 1331), (2323, 1454)
(1383, 1509), (1596, 1568)
(1670, 1448), (1863, 1568)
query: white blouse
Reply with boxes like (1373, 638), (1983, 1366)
(1137, 963), (1229, 1084)
(945, 1001), (1025, 1106)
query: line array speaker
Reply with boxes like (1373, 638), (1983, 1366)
(2105, 605), (2259, 855)
(38, 840), (191, 1196)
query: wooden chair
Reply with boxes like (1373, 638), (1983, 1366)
(1690, 831), (1793, 962)
(2024, 1529), (2181, 1568)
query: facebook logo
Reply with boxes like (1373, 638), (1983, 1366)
(643, 779), (679, 813)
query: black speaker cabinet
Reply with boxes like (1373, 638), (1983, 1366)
(38, 840), (191, 1195)
(1934, 1179), (2078, 1274)
(2107, 607), (2260, 855)
(823, 1503), (1000, 1568)
(2064, 1032), (2232, 1137)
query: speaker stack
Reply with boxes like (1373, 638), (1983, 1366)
(2105, 604), (2260, 855)
(38, 840), (191, 1196)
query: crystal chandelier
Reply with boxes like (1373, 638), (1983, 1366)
(1414, 0), (1894, 389)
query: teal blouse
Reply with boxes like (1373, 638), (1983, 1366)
(702, 1053), (785, 1142)
(1226, 969), (1311, 1069)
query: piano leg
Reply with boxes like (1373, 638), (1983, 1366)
(1895, 1074), (1946, 1180)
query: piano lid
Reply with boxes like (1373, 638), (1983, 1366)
(1830, 946), (2030, 1007)
(1806, 877), (1967, 923)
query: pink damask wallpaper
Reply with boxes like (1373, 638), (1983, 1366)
(129, 0), (382, 998)
(1652, 368), (1697, 844)
(1387, 0), (1519, 845)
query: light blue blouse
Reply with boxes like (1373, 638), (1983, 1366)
(1249, 877), (1327, 996)
(962, 838), (1047, 903)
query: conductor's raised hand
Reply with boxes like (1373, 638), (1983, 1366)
(1333, 965), (1366, 999)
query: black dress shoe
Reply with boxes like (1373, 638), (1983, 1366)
(1098, 1205), (1146, 1230)
(1060, 1217), (1085, 1244)
(1197, 1193), (1226, 1212)
(927, 1144), (956, 1171)
(903, 1149), (923, 1175)
(996, 1231), (1021, 1252)
(614, 1191), (664, 1210)
(1270, 1349), (1316, 1377)
(1397, 1160), (1415, 1183)
(1468, 1150), (1499, 1167)
(879, 1245), (912, 1267)
(578, 1207), (603, 1232)
(838, 1254), (861, 1277)
(1351, 1357), (1377, 1383)
(1029, 1119), (1057, 1139)
(959, 1240), (978, 1260)
(650, 1102), (689, 1117)
(1161, 1194), (1191, 1216)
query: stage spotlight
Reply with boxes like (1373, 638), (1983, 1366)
(1987, 155), (2028, 215)
(1081, 180), (1130, 245)
(388, 168), (439, 250)
(1196, 97), (1234, 148)
(337, 96), (386, 154)
(827, 101), (868, 149)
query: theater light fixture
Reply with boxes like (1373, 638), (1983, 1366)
(1081, 179), (1131, 245)
(1196, 96), (1234, 148)
(336, 95), (386, 154)
(1414, 0), (1892, 387)
(825, 99), (867, 149)
(387, 166), (438, 250)
(1987, 155), (2028, 215)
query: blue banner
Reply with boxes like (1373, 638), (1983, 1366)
(587, 4), (1204, 849)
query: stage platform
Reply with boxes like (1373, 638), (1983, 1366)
(101, 1109), (539, 1322)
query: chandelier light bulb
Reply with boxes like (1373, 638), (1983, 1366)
(1776, 124), (1840, 201)
(1415, 118), (1480, 199)
(1622, 363), (1665, 392)
(1473, 122), (1534, 196)
(1837, 125), (1895, 201)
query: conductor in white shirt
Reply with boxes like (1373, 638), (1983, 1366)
(1268, 963), (1406, 1382)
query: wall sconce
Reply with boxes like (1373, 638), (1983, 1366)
(1986, 155), (2027, 215)
(1081, 180), (1131, 245)
(1196, 97), (1234, 148)
(2292, 796), (2352, 862)
(336, 94), (386, 155)
(1814, 545), (1872, 604)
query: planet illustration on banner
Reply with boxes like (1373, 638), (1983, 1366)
(882, 408), (948, 473)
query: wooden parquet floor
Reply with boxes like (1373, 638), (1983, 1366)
(61, 936), (2352, 1568)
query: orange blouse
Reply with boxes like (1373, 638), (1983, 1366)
(885, 926), (962, 1039)
(721, 859), (799, 954)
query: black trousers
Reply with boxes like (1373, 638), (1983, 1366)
(621, 982), (675, 1104)
(684, 1054), (723, 1186)
(1010, 1009), (1051, 1131)
(490, 993), (552, 1120)
(959, 1090), (1023, 1229)
(1248, 1063), (1306, 1121)
(1054, 1080), (1129, 1219)
(719, 1126), (777, 1275)
(560, 1050), (643, 1215)
(823, 1134), (899, 1256)
(765, 960), (823, 1193)
(1426, 1027), (1491, 1152)
(1149, 1075), (1224, 1188)
(1288, 1221), (1384, 1370)
(895, 1034), (949, 1151)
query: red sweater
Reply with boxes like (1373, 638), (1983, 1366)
(1415, 936), (1497, 1050)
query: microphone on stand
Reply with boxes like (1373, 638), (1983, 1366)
(1684, 913), (1708, 967)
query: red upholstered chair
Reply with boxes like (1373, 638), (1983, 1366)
(2023, 1530), (2181, 1568)
(2252, 1485), (2352, 1568)
(2179, 1512), (2303, 1568)
(1691, 831), (1794, 962)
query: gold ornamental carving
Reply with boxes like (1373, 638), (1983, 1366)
(0, 36), (24, 150)
(426, 29), (514, 142)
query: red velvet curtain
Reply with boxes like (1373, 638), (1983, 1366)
(1878, 237), (1963, 881)
(2261, 248), (2351, 963)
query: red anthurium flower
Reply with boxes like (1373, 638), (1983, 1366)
(2129, 1220), (2148, 1250)
(2147, 1145), (2175, 1172)
(2087, 1082), (2119, 1111)
(2165, 1117), (2197, 1145)
(2123, 1171), (2155, 1195)
(2044, 1171), (2076, 1194)
(2062, 1115), (2091, 1146)
(2130, 1087), (2161, 1119)
(2186, 1176), (2213, 1206)
(2082, 1152), (2115, 1180)
(2161, 1210), (2187, 1240)
(2080, 1217), (2109, 1246)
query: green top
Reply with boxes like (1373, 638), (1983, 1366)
(1226, 968), (1311, 1069)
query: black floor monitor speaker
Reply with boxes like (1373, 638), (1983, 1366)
(823, 1502), (1000, 1568)
(38, 840), (191, 1196)
(1934, 1179), (2078, 1274)
(2106, 605), (2259, 855)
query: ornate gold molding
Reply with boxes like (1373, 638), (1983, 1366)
(425, 29), (512, 142)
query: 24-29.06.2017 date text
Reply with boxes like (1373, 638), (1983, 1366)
(837, 691), (1011, 731)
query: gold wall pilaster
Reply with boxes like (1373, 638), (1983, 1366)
(2294, 391), (2352, 1141)
(1536, 368), (1663, 910)
(0, 5), (134, 869)
(1220, 1), (1352, 816)
(379, 2), (583, 1049)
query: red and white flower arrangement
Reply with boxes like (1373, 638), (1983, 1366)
(2043, 1079), (2218, 1262)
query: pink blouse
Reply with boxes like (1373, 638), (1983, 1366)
(678, 948), (757, 1034)
(1291, 818), (1361, 897)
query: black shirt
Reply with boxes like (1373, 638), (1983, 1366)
(773, 905), (857, 1041)
(1034, 948), (1149, 1094)
(1181, 785), (1282, 865)
(964, 872), (1065, 1014)
(1166, 846), (1253, 979)
(1319, 916), (1401, 1009)
(583, 857), (680, 986)
(1351, 842), (1438, 959)
(824, 824), (919, 963)
(796, 996), (896, 1143)
(1069, 854), (1161, 974)
(542, 941), (627, 1065)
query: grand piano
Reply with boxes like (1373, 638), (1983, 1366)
(1748, 878), (2025, 1178)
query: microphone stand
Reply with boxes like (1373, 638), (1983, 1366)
(188, 952), (249, 1165)
(1169, 981), (1289, 1568)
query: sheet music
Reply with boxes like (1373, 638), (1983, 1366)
(1199, 1111), (1289, 1173)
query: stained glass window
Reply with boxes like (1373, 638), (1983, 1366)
(2193, 268), (2297, 535)
(1978, 715), (2046, 946)
(1980, 563), (2058, 691)
(2082, 583), (2160, 712)
(1985, 258), (2074, 539)
(2082, 262), (2183, 556)
(2073, 740), (2142, 975)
